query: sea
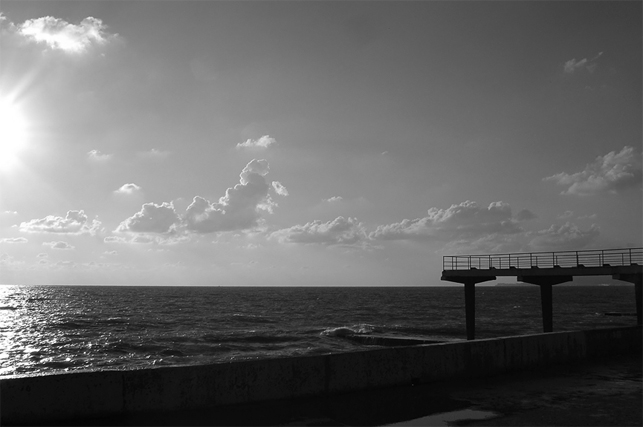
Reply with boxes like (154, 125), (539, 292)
(0, 284), (637, 377)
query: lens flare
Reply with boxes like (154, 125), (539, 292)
(0, 99), (28, 171)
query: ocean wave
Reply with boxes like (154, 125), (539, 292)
(320, 323), (380, 337)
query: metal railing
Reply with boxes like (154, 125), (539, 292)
(443, 247), (643, 271)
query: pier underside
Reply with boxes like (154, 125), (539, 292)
(441, 248), (642, 340)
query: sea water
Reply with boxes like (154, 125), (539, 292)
(0, 284), (637, 376)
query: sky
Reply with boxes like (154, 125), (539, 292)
(0, 1), (641, 286)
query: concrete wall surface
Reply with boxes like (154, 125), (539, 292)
(1, 326), (641, 425)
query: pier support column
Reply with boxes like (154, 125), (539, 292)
(441, 275), (496, 341)
(540, 284), (553, 333)
(518, 275), (572, 333)
(613, 273), (643, 325)
(464, 281), (476, 340)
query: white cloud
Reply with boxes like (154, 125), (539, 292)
(370, 201), (522, 242)
(114, 183), (141, 195)
(325, 196), (343, 203)
(544, 146), (642, 196)
(272, 216), (368, 246)
(138, 148), (170, 160)
(0, 237), (28, 244)
(20, 210), (102, 235)
(43, 241), (75, 250)
(116, 202), (180, 234)
(529, 222), (600, 251)
(236, 135), (276, 150)
(563, 52), (603, 74)
(104, 236), (129, 244)
(18, 16), (116, 53)
(88, 150), (113, 162)
(272, 181), (289, 196)
(184, 159), (284, 234)
(114, 159), (287, 237)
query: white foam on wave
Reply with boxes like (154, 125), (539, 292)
(320, 323), (378, 337)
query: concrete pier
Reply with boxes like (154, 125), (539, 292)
(1, 325), (640, 425)
(442, 248), (643, 338)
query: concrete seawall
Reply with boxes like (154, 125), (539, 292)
(2, 326), (641, 425)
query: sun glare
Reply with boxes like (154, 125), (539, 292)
(0, 99), (28, 171)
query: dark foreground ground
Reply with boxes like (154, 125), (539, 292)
(52, 352), (641, 427)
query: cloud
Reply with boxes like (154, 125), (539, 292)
(370, 201), (522, 242)
(271, 181), (289, 196)
(18, 16), (116, 53)
(325, 196), (343, 203)
(20, 210), (102, 235)
(563, 52), (603, 74)
(272, 216), (368, 246)
(184, 159), (278, 233)
(529, 222), (600, 251)
(114, 159), (287, 237)
(138, 148), (170, 160)
(514, 209), (537, 221)
(544, 146), (642, 196)
(0, 237), (28, 243)
(236, 135), (276, 150)
(88, 150), (113, 162)
(43, 241), (75, 250)
(116, 202), (180, 234)
(114, 183), (141, 195)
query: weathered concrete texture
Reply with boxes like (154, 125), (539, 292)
(341, 333), (443, 346)
(1, 370), (123, 422)
(1, 326), (641, 426)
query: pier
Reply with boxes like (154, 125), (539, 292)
(441, 247), (643, 340)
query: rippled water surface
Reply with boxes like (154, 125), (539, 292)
(0, 285), (636, 376)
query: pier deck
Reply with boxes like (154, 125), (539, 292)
(441, 248), (642, 339)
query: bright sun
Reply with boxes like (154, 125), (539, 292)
(0, 99), (28, 171)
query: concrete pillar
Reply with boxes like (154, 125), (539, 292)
(636, 280), (642, 326)
(441, 276), (495, 341)
(518, 275), (572, 333)
(612, 273), (643, 326)
(464, 282), (475, 340)
(540, 284), (553, 333)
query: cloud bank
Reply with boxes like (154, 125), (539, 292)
(370, 201), (523, 242)
(529, 222), (600, 251)
(116, 159), (287, 238)
(544, 146), (642, 196)
(272, 216), (368, 246)
(116, 202), (180, 234)
(17, 16), (117, 53)
(20, 210), (101, 235)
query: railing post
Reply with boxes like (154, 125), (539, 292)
(576, 251), (579, 267)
